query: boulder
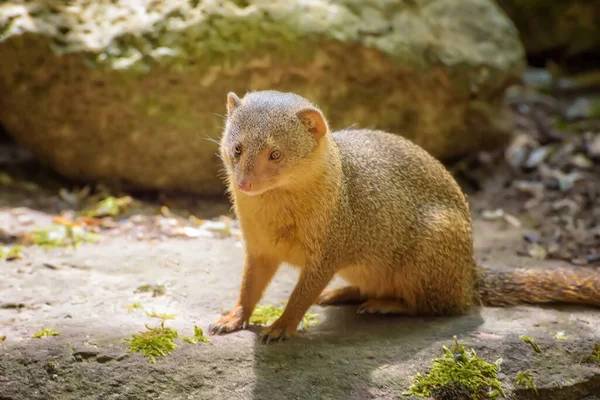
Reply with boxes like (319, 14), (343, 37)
(0, 0), (525, 195)
(497, 0), (600, 65)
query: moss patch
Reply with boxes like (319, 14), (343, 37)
(581, 343), (600, 364)
(250, 304), (319, 331)
(24, 224), (98, 249)
(125, 321), (178, 363)
(182, 325), (210, 344)
(81, 195), (133, 218)
(124, 302), (144, 312)
(135, 284), (166, 297)
(145, 311), (175, 321)
(520, 335), (542, 353)
(406, 336), (505, 400)
(31, 329), (60, 338)
(0, 245), (24, 261)
(515, 370), (538, 395)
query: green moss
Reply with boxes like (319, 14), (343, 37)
(81, 195), (133, 217)
(553, 331), (566, 340)
(44, 361), (61, 376)
(406, 336), (505, 400)
(125, 321), (178, 363)
(27, 224), (98, 249)
(6, 245), (24, 260)
(580, 343), (600, 364)
(182, 325), (210, 344)
(590, 101), (600, 119)
(31, 329), (60, 338)
(135, 284), (166, 297)
(0, 172), (12, 185)
(515, 370), (538, 395)
(249, 304), (319, 331)
(520, 336), (542, 353)
(124, 302), (144, 312)
(1, 245), (25, 261)
(145, 311), (175, 321)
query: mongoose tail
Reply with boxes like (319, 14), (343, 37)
(479, 265), (600, 307)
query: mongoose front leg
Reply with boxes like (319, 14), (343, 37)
(260, 265), (335, 344)
(209, 254), (280, 335)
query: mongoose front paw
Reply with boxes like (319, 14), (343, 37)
(259, 318), (297, 344)
(208, 307), (247, 335)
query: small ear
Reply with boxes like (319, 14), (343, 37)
(296, 108), (328, 138)
(226, 92), (242, 116)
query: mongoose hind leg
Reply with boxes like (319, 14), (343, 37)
(357, 298), (410, 315)
(317, 286), (363, 306)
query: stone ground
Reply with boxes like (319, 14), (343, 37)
(0, 188), (599, 400)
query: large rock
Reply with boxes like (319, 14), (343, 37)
(0, 0), (525, 195)
(497, 0), (600, 65)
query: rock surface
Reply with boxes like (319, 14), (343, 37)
(497, 0), (600, 65)
(0, 0), (525, 195)
(1, 205), (599, 399)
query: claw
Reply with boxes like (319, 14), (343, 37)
(217, 325), (226, 335)
(357, 307), (366, 314)
(208, 324), (216, 335)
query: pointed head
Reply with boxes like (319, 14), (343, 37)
(220, 90), (329, 196)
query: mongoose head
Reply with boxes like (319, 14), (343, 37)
(220, 90), (329, 196)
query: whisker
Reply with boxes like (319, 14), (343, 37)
(214, 113), (227, 119)
(205, 136), (221, 146)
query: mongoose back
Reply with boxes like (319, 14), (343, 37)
(208, 90), (600, 343)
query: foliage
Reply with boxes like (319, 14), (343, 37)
(581, 343), (600, 364)
(31, 329), (60, 338)
(6, 245), (24, 260)
(125, 302), (144, 312)
(520, 336), (542, 353)
(145, 311), (175, 321)
(126, 321), (178, 363)
(81, 196), (133, 218)
(515, 371), (538, 395)
(406, 336), (505, 400)
(25, 224), (97, 249)
(249, 303), (319, 331)
(135, 284), (166, 297)
(182, 325), (210, 344)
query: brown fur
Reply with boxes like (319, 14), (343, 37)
(208, 90), (600, 343)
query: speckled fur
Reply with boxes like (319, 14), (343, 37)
(209, 90), (600, 342)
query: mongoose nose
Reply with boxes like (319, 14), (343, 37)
(237, 180), (252, 192)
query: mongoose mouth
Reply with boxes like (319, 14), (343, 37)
(235, 184), (270, 197)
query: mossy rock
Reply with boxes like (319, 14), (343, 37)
(0, 0), (525, 195)
(497, 0), (600, 65)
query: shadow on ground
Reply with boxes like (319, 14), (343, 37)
(250, 307), (484, 399)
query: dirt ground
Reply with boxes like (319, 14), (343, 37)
(0, 173), (599, 399)
(1, 77), (600, 399)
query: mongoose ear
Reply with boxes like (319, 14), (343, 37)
(296, 108), (328, 138)
(226, 92), (242, 116)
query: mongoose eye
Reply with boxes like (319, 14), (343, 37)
(269, 150), (281, 160)
(233, 144), (242, 156)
